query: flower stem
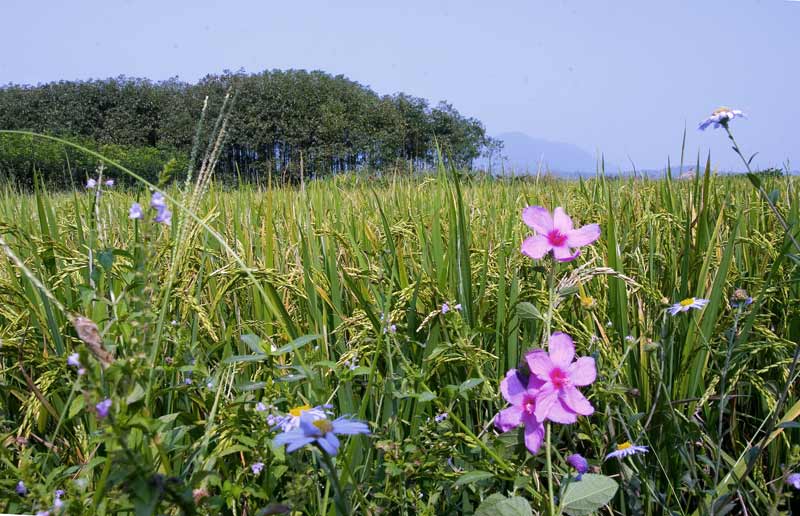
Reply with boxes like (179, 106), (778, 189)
(546, 423), (556, 516)
(318, 447), (351, 515)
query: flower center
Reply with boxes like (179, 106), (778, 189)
(312, 419), (334, 434)
(616, 441), (632, 451)
(713, 107), (731, 115)
(679, 298), (695, 307)
(522, 395), (536, 415)
(289, 404), (311, 417)
(549, 368), (569, 389)
(547, 230), (568, 247)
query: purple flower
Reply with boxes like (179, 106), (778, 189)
(86, 178), (97, 189)
(150, 191), (167, 209)
(53, 489), (65, 510)
(494, 369), (547, 454)
(566, 453), (589, 480)
(273, 413), (370, 456)
(454, 303), (462, 311)
(129, 203), (143, 220)
(96, 398), (112, 419)
(526, 332), (597, 423)
(154, 207), (172, 226)
(441, 303), (450, 314)
(104, 179), (115, 187)
(698, 107), (745, 131)
(15, 480), (27, 496)
(256, 402), (268, 412)
(434, 412), (448, 423)
(605, 442), (649, 460)
(788, 472), (800, 490)
(522, 206), (601, 262)
(36, 511), (50, 516)
(67, 353), (81, 368)
(251, 462), (265, 475)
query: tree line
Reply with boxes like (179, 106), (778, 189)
(0, 70), (498, 186)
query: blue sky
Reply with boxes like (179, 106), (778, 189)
(2, 0), (797, 171)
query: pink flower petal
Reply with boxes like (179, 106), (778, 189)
(549, 332), (575, 368)
(526, 350), (554, 379)
(521, 235), (552, 259)
(522, 206), (553, 234)
(533, 388), (558, 422)
(552, 245), (580, 262)
(545, 398), (579, 424)
(494, 405), (523, 432)
(567, 224), (601, 247)
(568, 356), (597, 386)
(552, 207), (574, 233)
(523, 419), (545, 454)
(562, 386), (594, 416)
(500, 369), (527, 405)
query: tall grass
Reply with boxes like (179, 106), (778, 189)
(0, 161), (798, 514)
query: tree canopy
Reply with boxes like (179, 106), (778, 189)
(0, 70), (496, 186)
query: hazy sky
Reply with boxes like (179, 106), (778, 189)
(2, 0), (798, 171)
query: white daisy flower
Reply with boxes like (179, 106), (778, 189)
(698, 107), (745, 130)
(271, 404), (328, 432)
(605, 441), (649, 460)
(669, 297), (709, 316)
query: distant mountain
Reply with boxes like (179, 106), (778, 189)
(478, 132), (603, 176)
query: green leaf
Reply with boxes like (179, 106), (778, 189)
(271, 334), (320, 356)
(562, 474), (619, 516)
(240, 333), (265, 354)
(516, 302), (542, 321)
(475, 493), (532, 516)
(459, 378), (484, 393)
(68, 396), (85, 419)
(454, 470), (494, 487)
(222, 354), (267, 364)
(416, 391), (437, 402)
(126, 383), (146, 404)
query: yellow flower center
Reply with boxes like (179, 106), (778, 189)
(289, 404), (311, 417)
(713, 107), (731, 115)
(617, 441), (632, 451)
(679, 298), (695, 307)
(312, 419), (333, 434)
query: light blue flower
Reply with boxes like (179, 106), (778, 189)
(698, 107), (745, 130)
(788, 472), (800, 490)
(605, 441), (648, 460)
(154, 207), (172, 226)
(129, 203), (143, 220)
(251, 462), (265, 475)
(441, 303), (450, 314)
(669, 297), (709, 316)
(273, 412), (370, 456)
(15, 480), (26, 496)
(86, 178), (97, 189)
(150, 191), (167, 209)
(96, 398), (112, 419)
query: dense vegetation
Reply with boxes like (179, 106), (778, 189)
(0, 71), (496, 187)
(0, 141), (798, 514)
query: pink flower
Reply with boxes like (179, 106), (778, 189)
(521, 206), (600, 262)
(527, 332), (597, 423)
(494, 369), (547, 454)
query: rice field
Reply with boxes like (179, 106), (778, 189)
(1, 158), (799, 515)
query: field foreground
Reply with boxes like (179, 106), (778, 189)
(1, 170), (799, 515)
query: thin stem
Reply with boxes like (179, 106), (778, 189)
(318, 446), (351, 515)
(546, 423), (556, 516)
(714, 305), (742, 487)
(724, 125), (800, 253)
